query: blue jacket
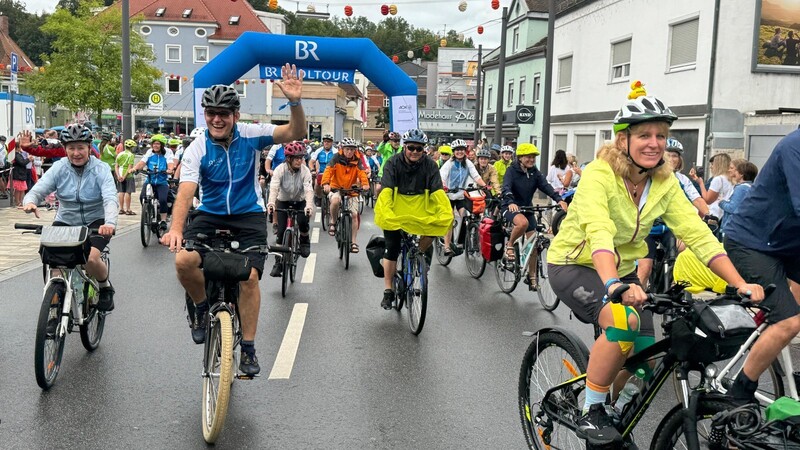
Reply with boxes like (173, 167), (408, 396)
(719, 181), (752, 233)
(500, 161), (562, 209)
(23, 157), (119, 227)
(180, 124), (277, 215)
(725, 129), (800, 255)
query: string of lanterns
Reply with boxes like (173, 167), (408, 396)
(340, 0), (500, 17)
(0, 64), (44, 73)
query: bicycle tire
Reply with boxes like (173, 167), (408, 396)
(357, 196), (364, 215)
(35, 282), (67, 390)
(393, 253), (405, 311)
(536, 245), (560, 312)
(140, 200), (151, 247)
(343, 213), (352, 270)
(495, 243), (520, 294)
(434, 237), (453, 266)
(464, 222), (486, 278)
(79, 280), (106, 351)
(550, 210), (567, 236)
(202, 310), (233, 444)
(407, 252), (428, 335)
(281, 229), (292, 298)
(289, 225), (298, 283)
(518, 330), (589, 450)
(651, 397), (733, 450)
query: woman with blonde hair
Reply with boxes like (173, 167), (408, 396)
(546, 81), (763, 445)
(691, 152), (732, 219)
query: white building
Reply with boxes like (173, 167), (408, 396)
(549, 0), (800, 169)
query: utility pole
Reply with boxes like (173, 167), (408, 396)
(492, 7), (508, 147)
(540, 0), (556, 168)
(121, 0), (132, 140)
(473, 45), (482, 146)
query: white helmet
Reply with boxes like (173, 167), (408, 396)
(450, 139), (468, 149)
(189, 127), (206, 139)
(500, 145), (514, 154)
(340, 137), (358, 148)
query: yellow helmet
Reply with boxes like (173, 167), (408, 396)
(124, 139), (137, 149)
(516, 143), (540, 157)
(438, 145), (453, 155)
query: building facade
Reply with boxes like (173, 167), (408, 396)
(549, 0), (800, 170)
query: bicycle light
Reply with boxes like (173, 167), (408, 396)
(231, 241), (240, 250)
(705, 364), (718, 380)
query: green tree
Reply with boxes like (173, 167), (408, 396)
(26, 1), (161, 121)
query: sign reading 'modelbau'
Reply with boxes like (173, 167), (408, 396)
(417, 109), (476, 123)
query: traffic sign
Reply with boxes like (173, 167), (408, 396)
(9, 52), (18, 93)
(149, 92), (163, 111)
(10, 53), (17, 73)
(158, 117), (165, 128)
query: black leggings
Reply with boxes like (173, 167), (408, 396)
(140, 183), (170, 215)
(275, 200), (309, 244)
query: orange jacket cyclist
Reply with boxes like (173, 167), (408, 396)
(322, 137), (368, 253)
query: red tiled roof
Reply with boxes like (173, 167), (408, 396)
(116, 0), (270, 40)
(0, 29), (35, 69)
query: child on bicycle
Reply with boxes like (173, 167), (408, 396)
(266, 141), (314, 278)
(321, 137), (368, 254)
(130, 134), (174, 232)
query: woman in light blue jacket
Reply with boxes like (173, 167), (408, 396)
(22, 123), (119, 312)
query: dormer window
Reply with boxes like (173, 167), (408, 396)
(229, 16), (240, 25)
(155, 7), (166, 17)
(182, 9), (192, 18)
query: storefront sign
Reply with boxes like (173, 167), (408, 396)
(417, 109), (476, 123)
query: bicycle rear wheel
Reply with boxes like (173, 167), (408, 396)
(343, 214), (352, 270)
(464, 222), (486, 278)
(202, 310), (233, 444)
(651, 398), (733, 450)
(406, 253), (428, 335)
(518, 330), (588, 450)
(495, 243), (520, 293)
(80, 281), (106, 351)
(536, 243), (560, 311)
(140, 200), (152, 247)
(35, 282), (67, 390)
(434, 237), (452, 266)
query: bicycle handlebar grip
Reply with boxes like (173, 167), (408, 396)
(606, 283), (631, 303)
(14, 223), (41, 230)
(184, 240), (195, 251)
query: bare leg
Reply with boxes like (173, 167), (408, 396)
(84, 248), (109, 281)
(238, 269), (261, 341)
(175, 250), (206, 303)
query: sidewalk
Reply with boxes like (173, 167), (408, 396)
(0, 198), (142, 278)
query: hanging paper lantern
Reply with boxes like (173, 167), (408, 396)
(440, 38), (447, 47)
(491, 0), (500, 10)
(423, 44), (431, 54)
(269, 0), (278, 10)
(344, 5), (353, 16)
(235, 80), (241, 84)
(477, 25), (484, 34)
(260, 79), (266, 83)
(183, 76), (188, 81)
(389, 4), (397, 15)
(244, 79), (249, 84)
(0, 64), (5, 70)
(380, 4), (389, 15)
(407, 50), (414, 59)
(40, 67), (45, 73)
(458, 0), (467, 12)
(392, 55), (399, 63)
(251, 79), (257, 84)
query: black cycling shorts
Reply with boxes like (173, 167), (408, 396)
(449, 198), (468, 211)
(724, 238), (800, 323)
(185, 211), (267, 279)
(53, 219), (110, 252)
(502, 210), (538, 232)
(547, 264), (654, 337)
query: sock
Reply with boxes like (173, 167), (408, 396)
(195, 300), (209, 315)
(241, 340), (255, 355)
(729, 371), (758, 402)
(583, 380), (610, 414)
(98, 278), (111, 288)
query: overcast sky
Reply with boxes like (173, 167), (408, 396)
(23, 0), (503, 50)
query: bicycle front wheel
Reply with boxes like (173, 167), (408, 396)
(651, 398), (733, 450)
(140, 201), (151, 247)
(342, 214), (352, 270)
(464, 222), (486, 278)
(80, 281), (106, 351)
(518, 331), (588, 450)
(536, 244), (560, 311)
(35, 283), (68, 390)
(406, 253), (428, 335)
(202, 310), (234, 444)
(289, 227), (299, 283)
(494, 244), (520, 294)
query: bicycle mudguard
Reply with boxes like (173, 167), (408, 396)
(42, 276), (68, 296)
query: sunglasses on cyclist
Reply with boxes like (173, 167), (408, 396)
(205, 109), (233, 119)
(406, 145), (425, 153)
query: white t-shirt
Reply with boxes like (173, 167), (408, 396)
(547, 165), (567, 191)
(708, 175), (733, 218)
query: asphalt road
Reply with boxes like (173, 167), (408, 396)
(0, 207), (681, 449)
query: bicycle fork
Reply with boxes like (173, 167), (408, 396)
(676, 366), (702, 450)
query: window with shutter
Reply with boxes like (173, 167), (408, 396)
(669, 18), (699, 69)
(575, 135), (596, 163)
(558, 56), (573, 91)
(554, 135), (568, 153)
(611, 39), (632, 82)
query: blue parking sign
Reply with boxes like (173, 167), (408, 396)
(10, 52), (17, 73)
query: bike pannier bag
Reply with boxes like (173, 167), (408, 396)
(465, 189), (486, 215)
(479, 217), (504, 262)
(38, 226), (91, 268)
(203, 252), (252, 281)
(670, 298), (756, 363)
(366, 234), (386, 278)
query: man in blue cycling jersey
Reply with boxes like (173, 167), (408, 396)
(310, 134), (336, 206)
(161, 63), (306, 376)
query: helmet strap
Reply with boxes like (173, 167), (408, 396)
(624, 129), (664, 175)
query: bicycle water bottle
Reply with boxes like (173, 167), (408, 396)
(73, 269), (85, 308)
(615, 368), (646, 414)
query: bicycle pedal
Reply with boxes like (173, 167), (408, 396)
(236, 373), (259, 380)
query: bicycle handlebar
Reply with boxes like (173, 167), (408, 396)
(14, 223), (116, 236)
(183, 230), (288, 255)
(607, 283), (777, 315)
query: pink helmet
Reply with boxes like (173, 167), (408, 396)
(284, 141), (306, 157)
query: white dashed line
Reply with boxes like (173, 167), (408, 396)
(301, 253), (316, 283)
(314, 212), (321, 224)
(268, 303), (308, 380)
(310, 228), (320, 244)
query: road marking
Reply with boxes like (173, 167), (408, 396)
(268, 302), (308, 380)
(310, 228), (319, 244)
(301, 253), (316, 283)
(314, 212), (321, 224)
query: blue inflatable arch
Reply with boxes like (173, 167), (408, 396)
(193, 32), (418, 133)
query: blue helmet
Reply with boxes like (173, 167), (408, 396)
(402, 128), (428, 145)
(491, 143), (501, 151)
(666, 137), (683, 154)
